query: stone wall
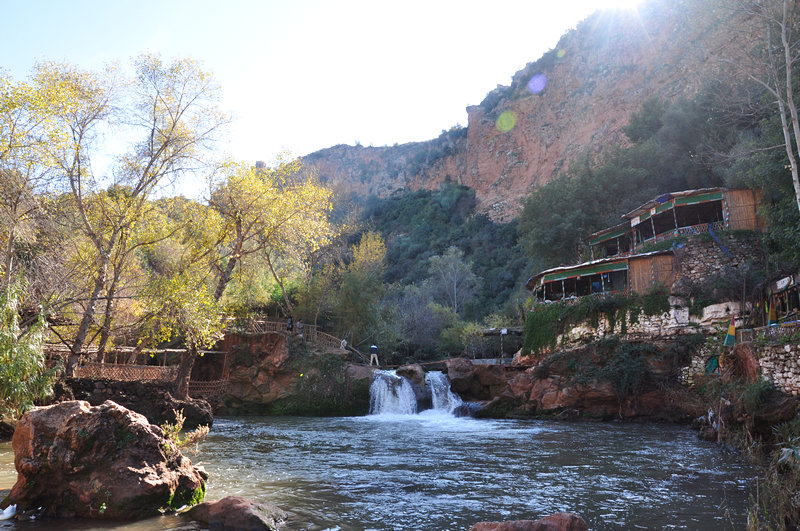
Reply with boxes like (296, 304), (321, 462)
(684, 342), (800, 396)
(561, 297), (740, 347)
(673, 232), (762, 285)
(756, 343), (800, 395)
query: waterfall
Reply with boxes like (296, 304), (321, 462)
(369, 370), (418, 415)
(425, 371), (464, 414)
(369, 369), (467, 416)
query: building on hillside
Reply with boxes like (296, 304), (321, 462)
(588, 188), (763, 260)
(526, 250), (676, 301)
(526, 188), (765, 303)
(769, 273), (800, 324)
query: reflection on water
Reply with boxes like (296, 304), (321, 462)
(0, 414), (755, 530)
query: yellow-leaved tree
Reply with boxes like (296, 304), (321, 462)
(208, 157), (336, 315)
(26, 56), (229, 375)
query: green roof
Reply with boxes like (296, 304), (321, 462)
(542, 260), (628, 282)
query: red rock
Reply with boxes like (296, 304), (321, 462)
(507, 373), (534, 400)
(303, 4), (745, 222)
(183, 496), (286, 531)
(470, 512), (589, 531)
(8, 400), (206, 519)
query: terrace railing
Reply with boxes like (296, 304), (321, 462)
(737, 321), (800, 344)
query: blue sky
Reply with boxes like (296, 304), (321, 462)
(2, 0), (642, 182)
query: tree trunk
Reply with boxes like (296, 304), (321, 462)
(265, 252), (294, 315)
(174, 346), (197, 400)
(213, 254), (238, 302)
(66, 264), (108, 376)
(96, 271), (121, 362)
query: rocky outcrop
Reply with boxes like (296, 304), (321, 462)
(222, 332), (295, 409)
(470, 512), (588, 531)
(218, 332), (373, 415)
(182, 496), (286, 530)
(445, 358), (507, 400)
(458, 340), (699, 420)
(54, 379), (213, 430)
(6, 400), (206, 519)
(303, 0), (746, 220)
(396, 363), (427, 402)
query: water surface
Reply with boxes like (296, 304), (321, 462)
(0, 414), (754, 530)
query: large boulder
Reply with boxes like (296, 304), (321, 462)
(182, 496), (286, 530)
(6, 400), (206, 519)
(470, 512), (588, 531)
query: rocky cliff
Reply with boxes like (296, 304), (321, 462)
(303, 0), (742, 221)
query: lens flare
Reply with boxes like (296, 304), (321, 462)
(527, 73), (547, 94)
(496, 111), (517, 133)
(557, 49), (566, 59)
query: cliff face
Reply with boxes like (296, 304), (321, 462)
(303, 0), (743, 221)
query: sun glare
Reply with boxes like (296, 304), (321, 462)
(595, 0), (644, 10)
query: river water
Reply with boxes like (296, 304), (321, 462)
(0, 413), (754, 530)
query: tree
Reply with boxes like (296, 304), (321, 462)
(138, 198), (223, 399)
(0, 279), (57, 420)
(32, 56), (228, 375)
(426, 246), (480, 316)
(208, 158), (335, 313)
(0, 68), (68, 291)
(729, 0), (800, 214)
(333, 232), (388, 347)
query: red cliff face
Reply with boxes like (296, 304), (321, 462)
(304, 0), (742, 221)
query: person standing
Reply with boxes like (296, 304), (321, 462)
(369, 345), (379, 366)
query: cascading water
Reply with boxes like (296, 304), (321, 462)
(369, 369), (466, 416)
(369, 370), (418, 415)
(425, 371), (463, 414)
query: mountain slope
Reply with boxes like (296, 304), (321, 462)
(304, 0), (742, 221)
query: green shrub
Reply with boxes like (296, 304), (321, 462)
(742, 379), (777, 414)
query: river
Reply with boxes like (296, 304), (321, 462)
(0, 413), (754, 530)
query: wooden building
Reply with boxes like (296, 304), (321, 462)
(526, 250), (676, 302)
(588, 188), (763, 259)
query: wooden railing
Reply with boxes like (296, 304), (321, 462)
(189, 379), (229, 399)
(73, 362), (178, 381)
(228, 318), (347, 351)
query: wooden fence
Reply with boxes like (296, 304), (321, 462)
(189, 379), (229, 399)
(73, 362), (178, 381)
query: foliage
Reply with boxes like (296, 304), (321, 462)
(522, 288), (671, 356)
(0, 279), (58, 419)
(597, 342), (656, 398)
(361, 181), (529, 320)
(269, 352), (371, 416)
(159, 408), (209, 455)
(426, 246), (480, 315)
(331, 232), (389, 348)
(741, 379), (778, 415)
(140, 269), (221, 351)
(208, 157), (335, 307)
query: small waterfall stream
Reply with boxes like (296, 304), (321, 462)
(425, 371), (464, 414)
(369, 370), (418, 415)
(369, 369), (463, 416)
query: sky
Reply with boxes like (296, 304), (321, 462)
(2, 0), (643, 188)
